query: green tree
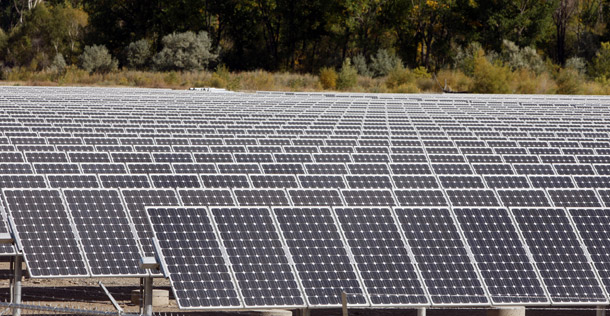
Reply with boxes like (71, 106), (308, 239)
(589, 41), (610, 79)
(126, 39), (152, 69)
(153, 31), (218, 71)
(79, 44), (118, 73)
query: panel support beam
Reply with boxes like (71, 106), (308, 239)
(417, 307), (426, 316)
(12, 255), (22, 316)
(597, 306), (607, 316)
(341, 291), (348, 316)
(143, 276), (153, 316)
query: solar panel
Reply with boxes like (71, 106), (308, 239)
(146, 207), (242, 309)
(63, 189), (146, 277)
(211, 207), (306, 307)
(121, 189), (181, 257)
(288, 189), (343, 206)
(341, 189), (396, 206)
(497, 190), (551, 207)
(395, 190), (447, 206)
(3, 189), (89, 277)
(334, 207), (428, 306)
(394, 207), (488, 304)
(233, 189), (290, 206)
(100, 174), (151, 188)
(454, 208), (548, 304)
(47, 174), (100, 188)
(446, 190), (500, 207)
(178, 189), (235, 206)
(0, 174), (46, 188)
(273, 207), (368, 306)
(81, 163), (127, 174)
(569, 208), (610, 295)
(548, 189), (601, 207)
(151, 174), (201, 188)
(511, 208), (607, 304)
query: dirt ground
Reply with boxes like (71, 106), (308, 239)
(0, 261), (603, 315)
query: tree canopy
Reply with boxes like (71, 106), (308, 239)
(1, 0), (610, 76)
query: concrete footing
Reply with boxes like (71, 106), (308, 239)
(487, 306), (525, 316)
(130, 289), (169, 306)
(248, 310), (292, 316)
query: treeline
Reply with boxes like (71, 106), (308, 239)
(2, 0), (610, 93)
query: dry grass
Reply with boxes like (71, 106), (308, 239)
(1, 66), (609, 95)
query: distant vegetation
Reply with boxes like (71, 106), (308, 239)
(2, 0), (610, 94)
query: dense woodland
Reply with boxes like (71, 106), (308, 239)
(2, 0), (610, 94)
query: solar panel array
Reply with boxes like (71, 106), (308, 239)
(1, 87), (610, 308)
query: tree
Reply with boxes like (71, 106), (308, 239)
(589, 41), (610, 79)
(553, 0), (578, 65)
(126, 39), (152, 69)
(408, 0), (459, 69)
(79, 44), (118, 73)
(153, 31), (218, 71)
(2, 2), (87, 69)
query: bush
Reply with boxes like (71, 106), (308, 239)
(384, 64), (414, 89)
(589, 42), (610, 80)
(319, 67), (337, 90)
(352, 54), (372, 77)
(79, 45), (118, 73)
(126, 39), (152, 70)
(454, 42), (483, 76)
(370, 49), (402, 77)
(566, 57), (586, 75)
(240, 70), (274, 91)
(0, 28), (7, 53)
(436, 69), (473, 92)
(336, 58), (358, 90)
(472, 50), (512, 93)
(48, 54), (67, 74)
(555, 68), (583, 95)
(511, 69), (557, 94)
(501, 40), (545, 74)
(153, 31), (218, 71)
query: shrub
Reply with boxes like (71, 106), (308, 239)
(319, 67), (337, 89)
(392, 83), (420, 93)
(336, 58), (358, 90)
(153, 31), (218, 71)
(352, 54), (372, 77)
(0, 28), (7, 53)
(453, 42), (483, 76)
(79, 45), (118, 73)
(370, 49), (402, 77)
(48, 54), (67, 75)
(566, 57), (586, 75)
(555, 68), (583, 95)
(384, 64), (414, 89)
(240, 70), (275, 91)
(126, 39), (152, 70)
(589, 42), (610, 80)
(511, 69), (557, 94)
(435, 69), (473, 92)
(501, 40), (545, 74)
(472, 50), (512, 93)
